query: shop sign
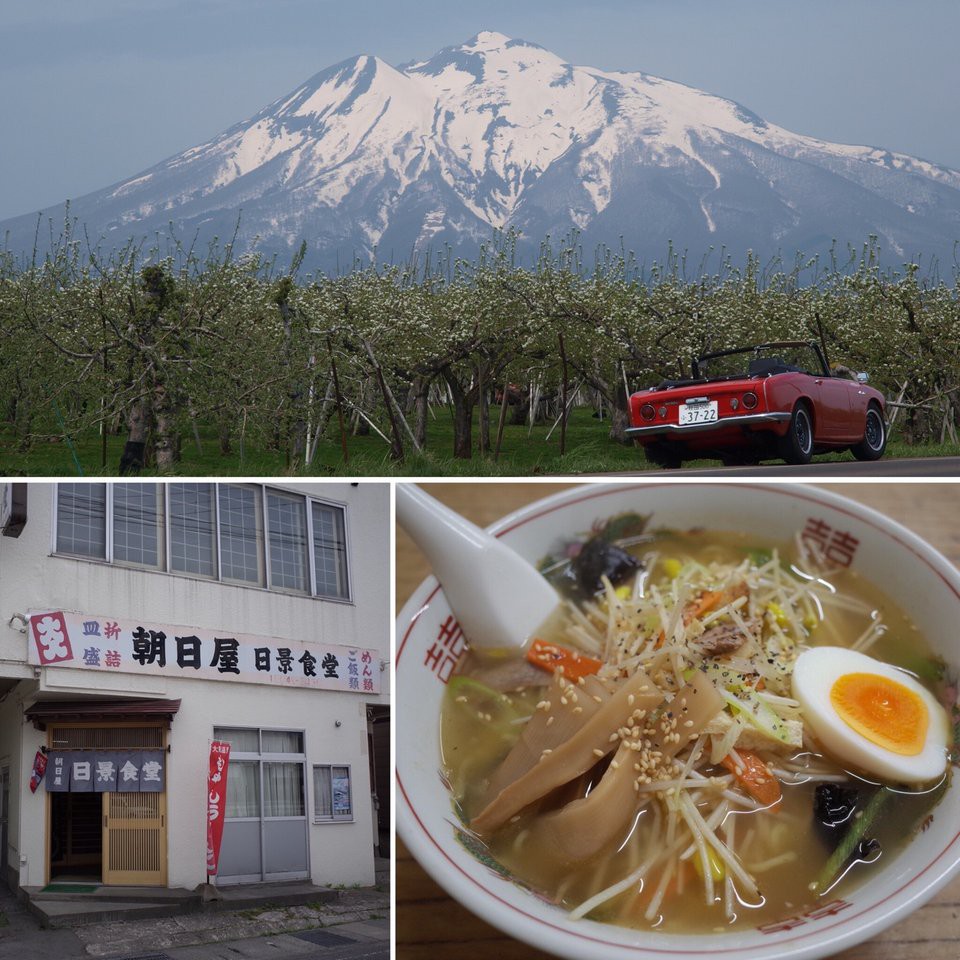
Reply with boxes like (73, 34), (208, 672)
(206, 740), (230, 877)
(44, 750), (165, 793)
(27, 611), (381, 694)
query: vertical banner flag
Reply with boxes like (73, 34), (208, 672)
(205, 741), (231, 878)
(29, 750), (47, 793)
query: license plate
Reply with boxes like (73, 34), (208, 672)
(678, 401), (719, 426)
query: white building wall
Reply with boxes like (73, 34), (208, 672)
(0, 481), (390, 890)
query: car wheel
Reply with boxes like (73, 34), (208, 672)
(851, 404), (886, 461)
(778, 402), (814, 465)
(644, 442), (683, 470)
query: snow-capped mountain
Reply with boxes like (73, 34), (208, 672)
(5, 31), (960, 271)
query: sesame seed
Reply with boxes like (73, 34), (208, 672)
(593, 748), (605, 758)
(455, 696), (468, 703)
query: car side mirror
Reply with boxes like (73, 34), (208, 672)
(856, 372), (869, 384)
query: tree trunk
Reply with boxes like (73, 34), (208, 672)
(218, 416), (232, 456)
(442, 367), (474, 460)
(119, 399), (150, 474)
(278, 295), (307, 468)
(152, 377), (178, 472)
(558, 333), (569, 456)
(413, 379), (430, 450)
(477, 365), (490, 456)
(608, 377), (631, 443)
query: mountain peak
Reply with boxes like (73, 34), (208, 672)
(4, 33), (959, 272)
(464, 30), (512, 50)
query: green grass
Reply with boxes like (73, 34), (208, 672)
(2, 409), (957, 477)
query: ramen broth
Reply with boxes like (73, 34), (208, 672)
(440, 529), (951, 933)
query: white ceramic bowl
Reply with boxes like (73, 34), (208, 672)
(396, 482), (960, 960)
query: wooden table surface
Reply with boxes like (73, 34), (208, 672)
(395, 481), (960, 960)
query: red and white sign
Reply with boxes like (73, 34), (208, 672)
(26, 610), (380, 694)
(29, 750), (48, 793)
(206, 740), (231, 877)
(30, 612), (73, 665)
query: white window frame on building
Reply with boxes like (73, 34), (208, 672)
(312, 764), (354, 823)
(213, 726), (310, 884)
(51, 483), (353, 601)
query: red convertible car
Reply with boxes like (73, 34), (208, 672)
(626, 341), (886, 468)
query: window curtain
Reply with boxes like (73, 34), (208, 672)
(213, 727), (260, 752)
(261, 730), (303, 754)
(225, 760), (260, 818)
(263, 762), (304, 817)
(314, 767), (332, 818)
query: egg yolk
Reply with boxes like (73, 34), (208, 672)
(830, 672), (928, 755)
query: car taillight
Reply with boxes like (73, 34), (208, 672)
(639, 403), (656, 421)
(742, 391), (758, 410)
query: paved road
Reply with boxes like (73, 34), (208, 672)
(608, 456), (960, 478)
(0, 884), (389, 960)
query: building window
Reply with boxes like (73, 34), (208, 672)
(53, 484), (350, 600)
(169, 483), (216, 577)
(113, 483), (162, 568)
(267, 491), (308, 593)
(215, 728), (307, 820)
(313, 765), (353, 822)
(218, 485), (263, 586)
(312, 502), (349, 599)
(56, 484), (107, 559)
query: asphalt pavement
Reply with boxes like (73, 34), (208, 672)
(608, 456), (960, 477)
(0, 884), (389, 960)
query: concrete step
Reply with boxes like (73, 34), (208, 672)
(213, 883), (340, 911)
(26, 885), (199, 904)
(28, 898), (192, 928)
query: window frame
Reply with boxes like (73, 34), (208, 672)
(217, 482), (266, 588)
(312, 763), (354, 823)
(165, 482), (218, 580)
(51, 483), (353, 603)
(213, 726), (309, 821)
(112, 483), (165, 571)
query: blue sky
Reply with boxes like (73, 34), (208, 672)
(1, 0), (957, 222)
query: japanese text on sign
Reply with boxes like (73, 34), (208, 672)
(45, 750), (165, 793)
(28, 611), (380, 694)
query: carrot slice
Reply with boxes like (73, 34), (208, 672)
(685, 589), (725, 622)
(655, 588), (728, 648)
(720, 749), (782, 808)
(526, 639), (602, 681)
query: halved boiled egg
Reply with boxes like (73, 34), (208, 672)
(792, 646), (950, 785)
